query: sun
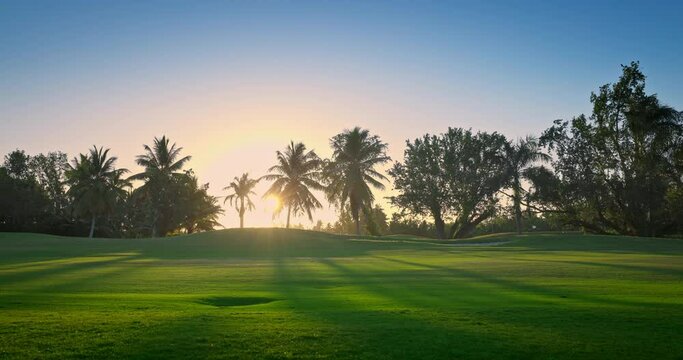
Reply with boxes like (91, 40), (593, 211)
(264, 195), (281, 211)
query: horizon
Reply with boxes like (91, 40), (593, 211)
(2, 0), (683, 228)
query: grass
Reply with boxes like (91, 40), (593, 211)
(1, 229), (683, 359)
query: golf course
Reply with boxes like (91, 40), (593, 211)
(1, 229), (683, 359)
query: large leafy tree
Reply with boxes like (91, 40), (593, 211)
(177, 171), (223, 234)
(390, 128), (509, 239)
(389, 134), (450, 239)
(29, 152), (69, 219)
(324, 127), (390, 235)
(0, 151), (49, 232)
(223, 173), (259, 228)
(130, 136), (191, 237)
(4, 150), (32, 181)
(443, 128), (509, 239)
(262, 142), (324, 228)
(65, 146), (129, 238)
(504, 136), (550, 234)
(538, 62), (682, 236)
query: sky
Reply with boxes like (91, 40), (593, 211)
(1, 0), (682, 228)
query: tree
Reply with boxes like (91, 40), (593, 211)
(539, 62), (682, 236)
(176, 171), (223, 234)
(0, 151), (49, 232)
(4, 150), (32, 181)
(29, 152), (69, 218)
(324, 127), (390, 235)
(130, 136), (191, 237)
(504, 136), (550, 234)
(262, 141), (324, 228)
(65, 146), (129, 238)
(365, 204), (388, 236)
(390, 128), (509, 239)
(223, 173), (259, 228)
(389, 134), (450, 239)
(442, 128), (509, 238)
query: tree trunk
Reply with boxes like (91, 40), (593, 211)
(449, 208), (472, 239)
(513, 177), (523, 235)
(450, 210), (493, 239)
(240, 197), (245, 228)
(514, 202), (523, 235)
(286, 205), (291, 228)
(89, 215), (96, 238)
(151, 208), (158, 238)
(432, 208), (446, 239)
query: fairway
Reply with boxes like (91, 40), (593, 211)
(1, 230), (683, 359)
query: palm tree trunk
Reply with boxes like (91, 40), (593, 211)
(286, 205), (291, 228)
(240, 198), (245, 228)
(151, 208), (158, 238)
(350, 202), (361, 236)
(513, 178), (522, 235)
(514, 202), (522, 234)
(89, 215), (96, 238)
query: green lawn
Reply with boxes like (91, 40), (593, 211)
(1, 229), (683, 359)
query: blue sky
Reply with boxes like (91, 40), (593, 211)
(1, 0), (682, 227)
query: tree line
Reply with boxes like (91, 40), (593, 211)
(1, 62), (681, 238)
(390, 62), (682, 238)
(0, 127), (390, 238)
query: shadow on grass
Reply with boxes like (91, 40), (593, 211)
(372, 255), (683, 309)
(197, 296), (279, 307)
(537, 258), (683, 278)
(0, 253), (141, 286)
(270, 257), (540, 359)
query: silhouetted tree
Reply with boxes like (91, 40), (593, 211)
(223, 173), (259, 228)
(0, 151), (49, 232)
(130, 136), (191, 237)
(65, 146), (129, 238)
(538, 62), (682, 236)
(262, 142), (324, 228)
(29, 152), (69, 219)
(389, 134), (450, 238)
(442, 128), (509, 238)
(324, 127), (390, 235)
(177, 171), (223, 234)
(504, 136), (550, 234)
(390, 128), (509, 238)
(4, 150), (32, 181)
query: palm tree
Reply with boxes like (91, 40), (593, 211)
(65, 146), (129, 238)
(262, 141), (325, 228)
(506, 136), (550, 234)
(223, 173), (259, 228)
(129, 136), (191, 237)
(324, 127), (390, 235)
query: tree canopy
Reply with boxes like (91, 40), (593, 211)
(324, 127), (391, 235)
(534, 62), (682, 236)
